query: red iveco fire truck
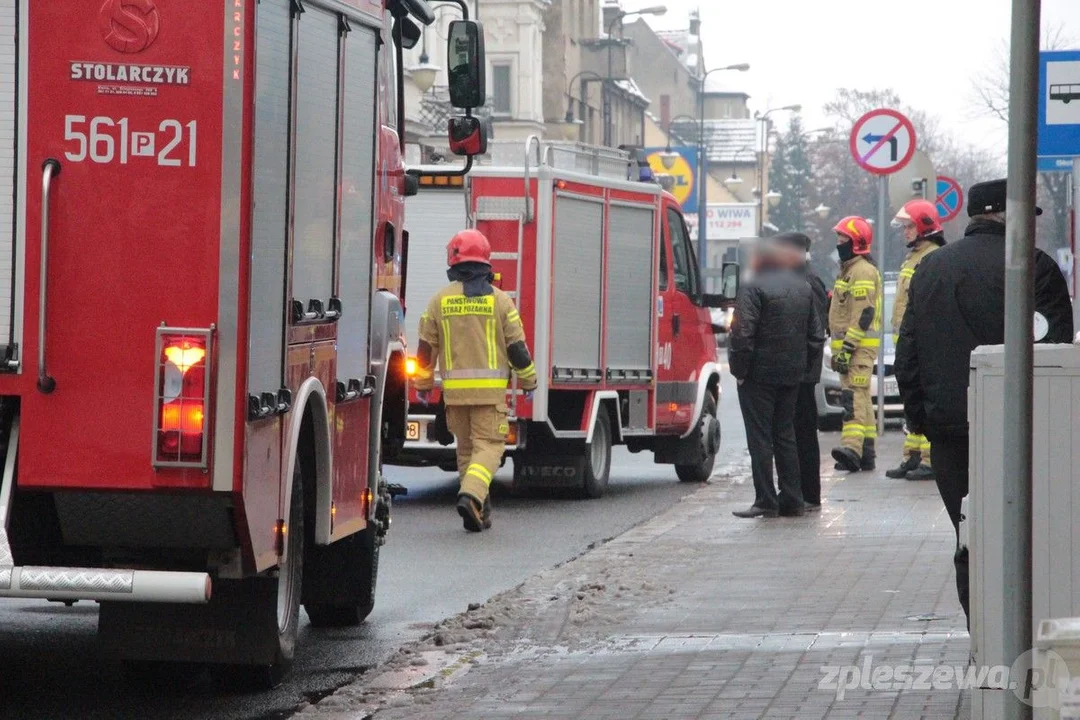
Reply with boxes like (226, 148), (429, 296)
(0, 0), (485, 681)
(395, 140), (736, 497)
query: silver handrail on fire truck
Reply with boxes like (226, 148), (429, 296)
(38, 159), (61, 394)
(523, 135), (542, 224)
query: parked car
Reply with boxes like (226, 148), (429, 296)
(817, 279), (904, 430)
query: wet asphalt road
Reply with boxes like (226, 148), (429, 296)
(0, 373), (743, 720)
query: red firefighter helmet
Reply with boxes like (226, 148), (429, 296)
(894, 199), (943, 237)
(833, 216), (873, 255)
(446, 229), (491, 267)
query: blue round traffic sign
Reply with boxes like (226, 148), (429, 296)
(936, 176), (964, 222)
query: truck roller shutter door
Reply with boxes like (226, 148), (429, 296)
(0, 2), (16, 354)
(606, 204), (654, 374)
(552, 194), (603, 374)
(336, 25), (377, 379)
(292, 6), (339, 310)
(247, 0), (292, 395)
(402, 191), (467, 347)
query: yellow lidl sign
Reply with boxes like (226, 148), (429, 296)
(645, 147), (698, 212)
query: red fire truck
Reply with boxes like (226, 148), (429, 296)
(0, 0), (485, 681)
(395, 141), (736, 497)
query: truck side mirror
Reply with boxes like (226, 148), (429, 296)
(396, 17), (422, 49)
(447, 21), (486, 109)
(721, 262), (740, 301)
(701, 263), (741, 308)
(448, 116), (487, 157)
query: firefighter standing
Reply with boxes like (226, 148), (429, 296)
(413, 230), (538, 532)
(885, 200), (945, 481)
(828, 217), (883, 473)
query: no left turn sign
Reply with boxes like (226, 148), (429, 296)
(849, 108), (917, 175)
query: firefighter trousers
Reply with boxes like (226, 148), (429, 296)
(840, 351), (877, 459)
(902, 433), (932, 466)
(445, 404), (508, 505)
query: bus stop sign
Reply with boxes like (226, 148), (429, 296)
(1039, 50), (1080, 172)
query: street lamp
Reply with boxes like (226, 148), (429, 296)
(755, 104), (801, 236)
(660, 113), (698, 170)
(604, 5), (669, 146)
(409, 32), (441, 94)
(721, 145), (755, 192)
(814, 203), (831, 220)
(563, 70), (603, 142)
(695, 63), (750, 278)
(766, 190), (783, 208)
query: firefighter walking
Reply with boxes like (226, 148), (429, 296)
(413, 230), (538, 532)
(885, 200), (945, 481)
(829, 217), (883, 473)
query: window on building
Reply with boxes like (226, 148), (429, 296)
(491, 63), (512, 116)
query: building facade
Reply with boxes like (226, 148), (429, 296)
(542, 0), (648, 147)
(403, 0), (550, 159)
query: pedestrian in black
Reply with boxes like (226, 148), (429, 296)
(894, 178), (1073, 621)
(775, 232), (830, 511)
(730, 237), (826, 518)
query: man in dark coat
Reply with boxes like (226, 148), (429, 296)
(775, 232), (830, 511)
(894, 178), (1073, 620)
(729, 237), (826, 518)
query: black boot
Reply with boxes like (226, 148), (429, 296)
(481, 497), (493, 529)
(456, 494), (484, 533)
(886, 454), (921, 479)
(831, 447), (861, 472)
(906, 464), (936, 481)
(860, 439), (876, 471)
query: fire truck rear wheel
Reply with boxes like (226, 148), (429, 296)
(580, 410), (612, 499)
(676, 392), (719, 483)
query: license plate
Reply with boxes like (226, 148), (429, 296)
(406, 421), (421, 441)
(884, 379), (899, 396)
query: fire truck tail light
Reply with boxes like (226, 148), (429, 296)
(154, 328), (212, 469)
(405, 357), (418, 377)
(164, 344), (206, 374)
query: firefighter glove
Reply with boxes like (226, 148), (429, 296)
(833, 349), (852, 375)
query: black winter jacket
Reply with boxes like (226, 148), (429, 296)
(802, 269), (830, 384)
(894, 219), (1073, 437)
(729, 267), (826, 387)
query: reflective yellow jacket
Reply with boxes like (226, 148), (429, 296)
(414, 283), (537, 405)
(828, 255), (882, 356)
(891, 240), (939, 343)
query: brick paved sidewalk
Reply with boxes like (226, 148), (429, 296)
(300, 433), (970, 720)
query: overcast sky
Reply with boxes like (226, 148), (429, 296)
(644, 0), (1079, 154)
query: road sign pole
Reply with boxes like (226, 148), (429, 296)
(1072, 161), (1079, 328)
(875, 175), (887, 440)
(1003, 1), (1040, 716)
(849, 107), (916, 443)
